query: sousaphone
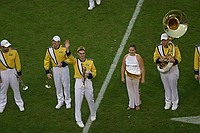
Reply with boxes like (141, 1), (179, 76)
(163, 9), (188, 38)
(157, 9), (188, 73)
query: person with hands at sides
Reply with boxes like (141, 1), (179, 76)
(121, 44), (145, 111)
(44, 35), (71, 110)
(65, 40), (96, 128)
(0, 39), (25, 113)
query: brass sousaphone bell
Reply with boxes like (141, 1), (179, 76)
(157, 10), (188, 73)
(163, 9), (188, 38)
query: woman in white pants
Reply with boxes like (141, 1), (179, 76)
(121, 44), (145, 110)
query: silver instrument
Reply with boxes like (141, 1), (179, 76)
(45, 80), (51, 89)
(45, 69), (52, 89)
(19, 79), (29, 91)
(15, 74), (29, 91)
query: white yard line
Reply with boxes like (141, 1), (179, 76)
(82, 0), (144, 132)
(171, 116), (200, 125)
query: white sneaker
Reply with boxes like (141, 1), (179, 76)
(164, 104), (171, 110)
(66, 104), (71, 109)
(19, 106), (25, 112)
(0, 108), (4, 113)
(96, 0), (101, 5)
(91, 116), (96, 122)
(55, 102), (64, 109)
(76, 121), (84, 128)
(171, 105), (178, 111)
(88, 6), (95, 10)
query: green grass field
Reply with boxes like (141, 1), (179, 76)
(0, 0), (200, 133)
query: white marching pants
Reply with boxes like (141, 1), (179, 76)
(53, 66), (71, 105)
(160, 65), (179, 106)
(89, 0), (95, 7)
(0, 69), (24, 109)
(126, 76), (140, 108)
(75, 78), (96, 122)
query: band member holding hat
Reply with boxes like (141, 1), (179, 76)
(65, 40), (96, 128)
(153, 33), (181, 111)
(44, 35), (71, 110)
(194, 45), (200, 80)
(121, 44), (145, 110)
(0, 39), (25, 113)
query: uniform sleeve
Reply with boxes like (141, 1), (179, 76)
(194, 47), (199, 74)
(174, 46), (181, 64)
(61, 53), (69, 67)
(15, 51), (22, 76)
(153, 47), (160, 63)
(44, 49), (51, 74)
(61, 48), (69, 67)
(90, 61), (97, 78)
(66, 51), (77, 65)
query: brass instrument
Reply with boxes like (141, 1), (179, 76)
(157, 41), (175, 73)
(157, 10), (188, 73)
(163, 9), (188, 38)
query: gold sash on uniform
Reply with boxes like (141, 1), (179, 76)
(48, 47), (58, 65)
(0, 51), (12, 69)
(126, 70), (141, 80)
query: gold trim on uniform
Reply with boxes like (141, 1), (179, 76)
(125, 70), (141, 80)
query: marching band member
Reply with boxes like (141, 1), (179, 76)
(88, 0), (101, 10)
(121, 44), (145, 111)
(153, 33), (181, 111)
(44, 35), (71, 109)
(0, 39), (25, 113)
(194, 45), (200, 81)
(65, 40), (96, 128)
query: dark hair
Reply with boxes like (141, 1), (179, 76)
(129, 44), (136, 50)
